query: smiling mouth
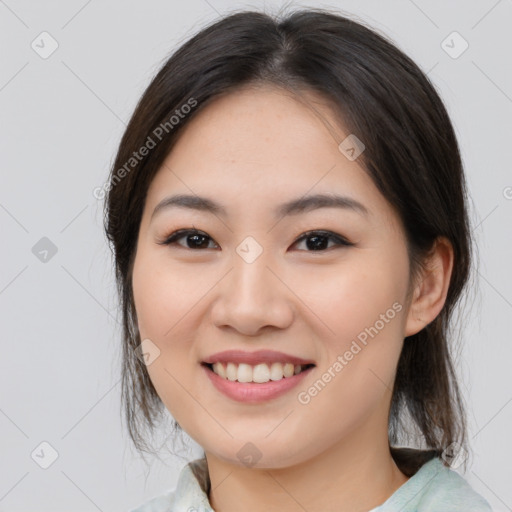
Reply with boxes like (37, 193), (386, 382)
(202, 361), (316, 384)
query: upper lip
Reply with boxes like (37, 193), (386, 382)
(202, 350), (316, 366)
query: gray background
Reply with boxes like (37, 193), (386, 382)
(1, 0), (511, 510)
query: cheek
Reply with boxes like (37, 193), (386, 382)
(300, 253), (408, 346)
(132, 249), (199, 339)
(295, 250), (408, 408)
(131, 253), (200, 425)
(289, 267), (407, 455)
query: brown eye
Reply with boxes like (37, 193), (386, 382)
(158, 229), (353, 252)
(159, 229), (219, 250)
(292, 230), (354, 251)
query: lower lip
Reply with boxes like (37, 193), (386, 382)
(202, 364), (314, 403)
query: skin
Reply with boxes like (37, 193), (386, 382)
(131, 84), (454, 512)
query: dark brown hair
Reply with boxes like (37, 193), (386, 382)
(104, 7), (474, 475)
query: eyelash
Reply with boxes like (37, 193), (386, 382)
(158, 228), (354, 252)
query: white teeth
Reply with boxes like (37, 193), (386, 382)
(253, 363), (270, 383)
(269, 362), (284, 381)
(226, 362), (237, 381)
(283, 363), (295, 378)
(211, 362), (308, 383)
(214, 361), (227, 379)
(237, 363), (253, 383)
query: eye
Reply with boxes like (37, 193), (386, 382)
(158, 228), (219, 250)
(158, 228), (354, 251)
(292, 230), (354, 251)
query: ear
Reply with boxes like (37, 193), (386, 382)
(404, 236), (454, 337)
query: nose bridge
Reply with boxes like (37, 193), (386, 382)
(231, 235), (275, 302)
(211, 235), (293, 333)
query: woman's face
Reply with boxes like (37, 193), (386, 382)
(132, 85), (418, 468)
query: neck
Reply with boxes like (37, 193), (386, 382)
(205, 417), (410, 512)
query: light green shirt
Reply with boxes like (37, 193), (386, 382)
(131, 456), (493, 511)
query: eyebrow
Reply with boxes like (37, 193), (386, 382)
(151, 192), (369, 221)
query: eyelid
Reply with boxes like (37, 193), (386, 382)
(157, 228), (354, 250)
(158, 228), (219, 248)
(295, 229), (353, 247)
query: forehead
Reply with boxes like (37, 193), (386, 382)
(144, 85), (395, 229)
(171, 84), (344, 163)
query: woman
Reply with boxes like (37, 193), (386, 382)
(104, 8), (492, 512)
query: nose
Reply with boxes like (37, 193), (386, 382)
(210, 249), (295, 336)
